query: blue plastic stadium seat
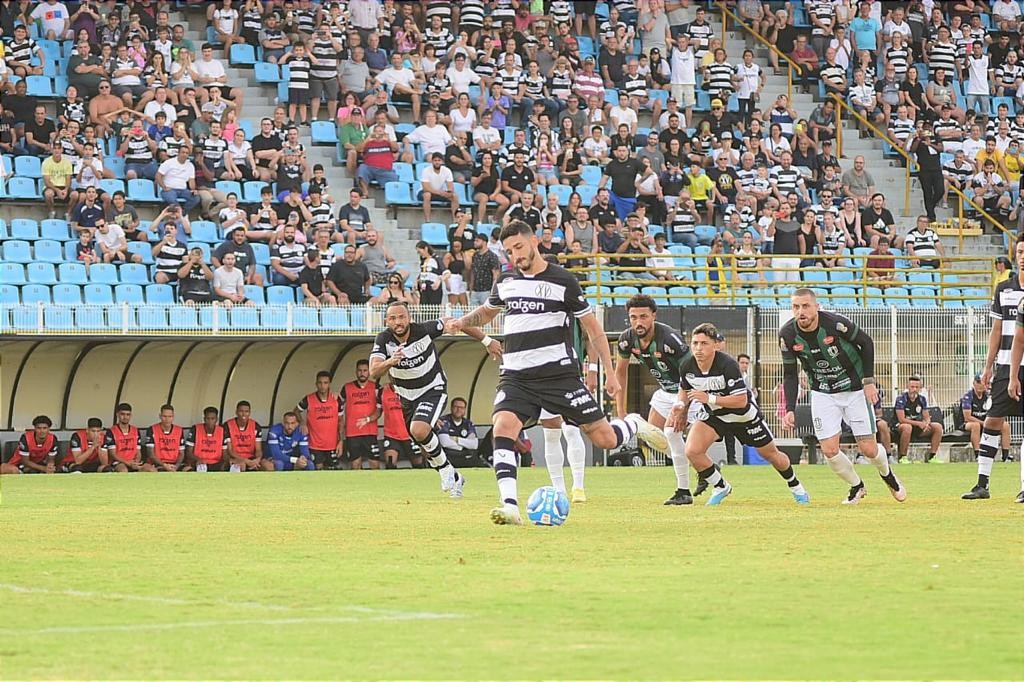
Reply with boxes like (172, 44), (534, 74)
(2, 240), (31, 263)
(187, 242), (211, 261)
(261, 306), (288, 329)
(44, 306), (74, 329)
(198, 306), (217, 329)
(910, 286), (938, 307)
(115, 284), (145, 304)
(106, 155), (126, 179)
(57, 263), (87, 285)
(803, 268), (829, 283)
(88, 263), (118, 284)
(33, 239), (63, 263)
(229, 43), (257, 66)
(75, 307), (106, 329)
(694, 225), (718, 245)
(907, 271), (935, 286)
(476, 223), (498, 238)
(137, 305), (168, 330)
(8, 177), (39, 200)
(10, 218), (39, 240)
(169, 305), (198, 329)
(0, 284), (18, 303)
(242, 180), (266, 203)
(292, 305), (320, 330)
(123, 241), (153, 265)
(118, 263), (150, 284)
(612, 286), (640, 305)
(254, 61), (282, 83)
(420, 222), (448, 247)
(144, 284), (173, 303)
(580, 166), (602, 186)
(190, 220), (219, 243)
(27, 262), (57, 284)
(393, 162), (414, 184)
(25, 75), (54, 97)
(384, 181), (412, 206)
(321, 306), (349, 330)
(100, 179), (125, 195)
(311, 121), (336, 145)
(230, 306), (260, 329)
(884, 286), (910, 306)
(40, 219), (69, 241)
(831, 286), (859, 307)
(215, 180), (242, 197)
(21, 283), (50, 304)
(267, 286), (297, 306)
(251, 243), (271, 266)
(52, 283), (82, 304)
(84, 284), (114, 305)
(127, 179), (158, 202)
(244, 285), (266, 304)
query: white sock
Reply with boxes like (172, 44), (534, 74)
(666, 427), (689, 490)
(543, 427), (566, 494)
(493, 436), (519, 506)
(867, 443), (891, 476)
(562, 423), (586, 490)
(825, 452), (862, 486)
(1019, 453), (1024, 489)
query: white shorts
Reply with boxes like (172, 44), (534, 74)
(687, 400), (703, 425)
(649, 388), (676, 419)
(446, 274), (466, 294)
(811, 389), (875, 440)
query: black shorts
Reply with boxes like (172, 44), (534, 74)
(699, 409), (775, 449)
(989, 376), (1020, 418)
(493, 375), (604, 426)
(345, 435), (381, 461)
(309, 448), (337, 468)
(381, 437), (415, 460)
(288, 88), (311, 106)
(400, 388), (447, 428)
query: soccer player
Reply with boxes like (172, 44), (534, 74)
(966, 237), (1024, 500)
(267, 412), (315, 471)
(894, 375), (942, 463)
(296, 371), (344, 470)
(146, 404), (186, 472)
(224, 400), (271, 471)
(613, 294), (696, 506)
(961, 374), (1011, 459)
(1, 415), (59, 475)
(105, 403), (151, 472)
(186, 406), (229, 472)
(63, 417), (109, 473)
(669, 323), (809, 506)
(340, 360), (381, 470)
(446, 220), (668, 525)
(780, 289), (905, 503)
(374, 381), (425, 469)
(369, 301), (493, 497)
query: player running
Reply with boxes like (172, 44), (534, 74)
(446, 220), (668, 525)
(369, 301), (496, 497)
(780, 289), (906, 504)
(669, 323), (810, 506)
(613, 294), (696, 506)
(969, 236), (1024, 500)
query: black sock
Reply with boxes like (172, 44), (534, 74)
(978, 473), (990, 488)
(776, 465), (800, 487)
(697, 464), (725, 489)
(881, 471), (900, 490)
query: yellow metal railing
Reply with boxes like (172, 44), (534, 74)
(562, 251), (995, 308)
(718, 1), (802, 102)
(830, 94), (1012, 253)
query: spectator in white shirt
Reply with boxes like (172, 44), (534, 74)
(401, 109), (452, 163)
(95, 219), (141, 263)
(194, 43), (245, 111)
(212, 252), (252, 307)
(155, 144), (200, 213)
(376, 52), (422, 123)
(420, 152), (459, 221)
(31, 0), (72, 40)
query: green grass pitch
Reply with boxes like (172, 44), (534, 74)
(2, 464), (1021, 680)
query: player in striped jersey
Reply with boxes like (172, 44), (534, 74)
(446, 221), (668, 525)
(671, 323), (810, 506)
(369, 302), (498, 497)
(965, 238), (1024, 499)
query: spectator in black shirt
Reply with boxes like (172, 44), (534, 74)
(326, 244), (371, 304)
(212, 229), (263, 285)
(537, 226), (566, 257)
(600, 143), (642, 221)
(468, 233), (501, 307)
(177, 247), (215, 305)
(21, 105), (55, 157)
(251, 118), (283, 182)
(589, 187), (620, 231)
(658, 113), (688, 154)
(445, 131), (475, 184)
(299, 250), (336, 306)
(599, 35), (627, 87)
(504, 191), (543, 231)
(597, 220), (624, 253)
(4, 79), (37, 128)
(500, 151), (535, 204)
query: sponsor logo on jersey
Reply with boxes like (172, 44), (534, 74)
(824, 336), (834, 345)
(791, 343), (804, 352)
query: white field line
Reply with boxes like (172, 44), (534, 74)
(0, 614), (456, 636)
(0, 583), (463, 627)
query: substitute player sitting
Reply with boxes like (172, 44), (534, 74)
(780, 289), (905, 504)
(63, 418), (109, 473)
(614, 294), (696, 506)
(146, 404), (186, 472)
(267, 412), (315, 471)
(1, 415), (59, 475)
(186, 407), (229, 472)
(669, 323), (810, 506)
(224, 400), (272, 471)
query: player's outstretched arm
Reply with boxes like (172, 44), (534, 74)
(579, 312), (619, 397)
(445, 304), (501, 333)
(451, 323), (503, 361)
(1008, 323), (1024, 400)
(613, 355), (629, 418)
(368, 351), (402, 381)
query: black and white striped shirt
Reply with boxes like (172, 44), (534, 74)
(498, 67), (523, 94)
(286, 57), (311, 89)
(885, 46), (910, 79)
(809, 1), (834, 36)
(519, 72), (546, 98)
(154, 239), (187, 275)
(458, 0), (486, 31)
(7, 38), (37, 65)
(125, 136), (154, 164)
(905, 227), (940, 260)
(201, 136), (227, 168)
(370, 319), (448, 400)
(425, 0), (454, 29)
(310, 37), (340, 80)
(927, 42), (958, 78)
(996, 63), (1023, 90)
(705, 60), (735, 95)
(270, 241), (307, 277)
(772, 166), (803, 195)
(942, 159), (973, 183)
(487, 263), (591, 381)
(425, 27), (455, 52)
(991, 277), (1024, 376)
(680, 351), (759, 423)
(550, 0), (572, 25)
(671, 206), (696, 235)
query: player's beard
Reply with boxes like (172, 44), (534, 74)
(390, 322), (408, 339)
(634, 324), (649, 339)
(516, 247), (537, 272)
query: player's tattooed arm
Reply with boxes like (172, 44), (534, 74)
(445, 304), (500, 332)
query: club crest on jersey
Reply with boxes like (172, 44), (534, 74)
(835, 322), (848, 333)
(827, 346), (839, 358)
(535, 283), (554, 299)
(618, 339), (629, 350)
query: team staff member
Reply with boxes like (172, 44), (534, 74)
(224, 400), (272, 471)
(186, 406), (229, 472)
(374, 382), (424, 469)
(146, 404), (186, 472)
(106, 403), (151, 472)
(894, 375), (942, 463)
(960, 374), (1011, 461)
(1, 415), (59, 475)
(267, 412), (315, 471)
(340, 360), (381, 470)
(63, 418), (109, 473)
(437, 397), (480, 468)
(296, 371), (344, 469)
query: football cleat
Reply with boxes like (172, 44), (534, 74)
(196, 463), (208, 473)
(885, 474), (908, 502)
(570, 487), (587, 503)
(439, 466), (456, 493)
(961, 485), (991, 500)
(625, 413), (669, 452)
(693, 477), (709, 497)
(1015, 490), (1024, 503)
(842, 484), (867, 505)
(664, 489), (693, 505)
(449, 473), (465, 499)
(792, 491), (811, 505)
(705, 482), (732, 506)
(490, 504), (522, 526)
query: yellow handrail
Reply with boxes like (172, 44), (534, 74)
(716, 2), (801, 103)
(829, 93), (912, 218)
(829, 93), (1012, 253)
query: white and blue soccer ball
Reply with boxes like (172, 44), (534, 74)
(526, 486), (570, 526)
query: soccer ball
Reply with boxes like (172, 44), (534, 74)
(526, 486), (570, 526)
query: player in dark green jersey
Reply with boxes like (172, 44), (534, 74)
(779, 289), (906, 504)
(614, 294), (696, 505)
